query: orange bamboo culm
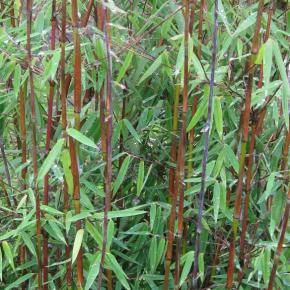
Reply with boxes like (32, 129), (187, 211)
(71, 0), (83, 288)
(43, 2), (57, 288)
(26, 0), (43, 289)
(174, 0), (190, 287)
(97, 4), (113, 289)
(226, 1), (264, 288)
(163, 0), (191, 287)
(60, 0), (72, 288)
(238, 0), (274, 282)
(267, 119), (290, 290)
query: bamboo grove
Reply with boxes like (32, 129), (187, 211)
(0, 0), (289, 289)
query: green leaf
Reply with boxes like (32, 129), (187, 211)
(187, 98), (207, 132)
(4, 273), (34, 290)
(72, 229), (84, 264)
(86, 221), (102, 249)
(263, 39), (273, 97)
(113, 155), (131, 194)
(213, 182), (220, 223)
(49, 221), (67, 245)
(67, 212), (91, 223)
(198, 253), (205, 282)
(67, 128), (97, 149)
(191, 51), (205, 79)
(273, 40), (290, 130)
(0, 247), (2, 281)
(224, 145), (239, 173)
(21, 232), (36, 256)
(255, 43), (265, 65)
(38, 138), (65, 182)
(156, 238), (165, 269)
(213, 97), (223, 139)
(117, 51), (134, 82)
(233, 13), (256, 37)
(137, 53), (163, 85)
(13, 64), (21, 97)
(43, 50), (61, 82)
(94, 207), (146, 220)
(261, 248), (270, 285)
(2, 241), (14, 270)
(218, 0), (232, 35)
(123, 119), (141, 143)
(148, 236), (157, 272)
(60, 149), (74, 195)
(137, 160), (145, 196)
(150, 204), (156, 231)
(85, 253), (101, 290)
(258, 172), (276, 204)
(179, 251), (194, 287)
(41, 205), (64, 216)
(106, 253), (130, 290)
(107, 220), (114, 250)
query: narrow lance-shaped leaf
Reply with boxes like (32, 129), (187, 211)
(273, 40), (290, 130)
(72, 229), (84, 264)
(85, 253), (101, 290)
(38, 138), (65, 182)
(2, 241), (14, 270)
(67, 128), (97, 149)
(113, 155), (131, 194)
(123, 119), (141, 143)
(106, 253), (130, 290)
(137, 160), (144, 196)
(117, 51), (134, 82)
(137, 53), (163, 85)
(214, 97), (223, 139)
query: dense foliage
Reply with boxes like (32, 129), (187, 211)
(0, 0), (289, 289)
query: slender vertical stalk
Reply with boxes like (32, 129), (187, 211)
(163, 83), (180, 290)
(81, 0), (94, 27)
(238, 1), (274, 280)
(60, 0), (72, 288)
(26, 0), (42, 288)
(71, 1), (83, 287)
(238, 124), (256, 273)
(187, 0), (205, 190)
(43, 2), (56, 287)
(173, 0), (190, 287)
(19, 84), (27, 189)
(188, 0), (197, 37)
(71, 0), (82, 132)
(97, 4), (113, 289)
(267, 190), (290, 290)
(226, 1), (264, 288)
(197, 0), (206, 59)
(9, 1), (16, 27)
(19, 84), (27, 290)
(192, 1), (218, 287)
(268, 119), (290, 290)
(69, 136), (83, 288)
(0, 136), (12, 199)
(168, 84), (180, 202)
